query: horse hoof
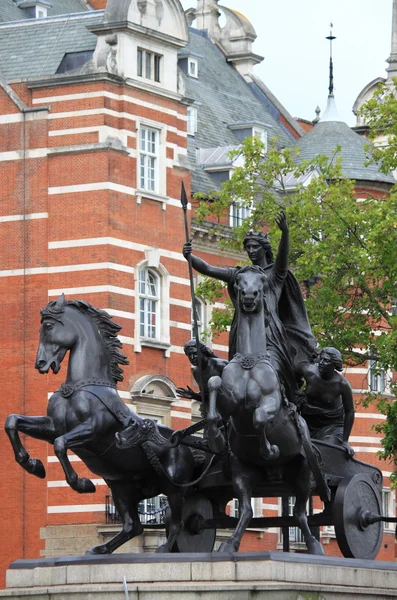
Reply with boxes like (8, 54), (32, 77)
(218, 541), (238, 553)
(307, 538), (325, 556)
(86, 545), (110, 555)
(155, 543), (170, 553)
(25, 459), (46, 479)
(74, 478), (96, 494)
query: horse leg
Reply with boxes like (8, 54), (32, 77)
(207, 376), (225, 454)
(5, 414), (56, 478)
(53, 423), (96, 493)
(248, 372), (280, 461)
(156, 490), (184, 553)
(252, 402), (280, 460)
(87, 482), (143, 554)
(218, 457), (256, 553)
(284, 456), (325, 556)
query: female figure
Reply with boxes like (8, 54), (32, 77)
(297, 347), (355, 456)
(183, 212), (316, 400)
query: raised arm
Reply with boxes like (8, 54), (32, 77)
(274, 211), (289, 282)
(183, 241), (232, 283)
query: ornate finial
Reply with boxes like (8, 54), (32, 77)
(326, 23), (336, 96)
(313, 105), (321, 124)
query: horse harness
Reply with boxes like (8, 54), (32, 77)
(59, 380), (133, 428)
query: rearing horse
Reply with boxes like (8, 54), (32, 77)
(207, 266), (326, 555)
(5, 294), (195, 554)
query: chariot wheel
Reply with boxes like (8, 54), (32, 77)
(334, 473), (383, 560)
(175, 495), (216, 553)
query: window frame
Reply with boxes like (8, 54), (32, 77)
(36, 6), (47, 18)
(137, 48), (162, 83)
(253, 127), (268, 153)
(229, 201), (253, 228)
(139, 126), (160, 193)
(188, 58), (198, 78)
(139, 268), (160, 341)
(382, 489), (395, 531)
(187, 106), (198, 136)
(134, 257), (171, 355)
(369, 359), (387, 393)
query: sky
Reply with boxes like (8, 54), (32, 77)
(179, 0), (393, 126)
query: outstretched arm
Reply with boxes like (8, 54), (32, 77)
(183, 242), (232, 283)
(274, 211), (289, 282)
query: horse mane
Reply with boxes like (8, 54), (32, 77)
(237, 265), (266, 276)
(41, 299), (129, 383)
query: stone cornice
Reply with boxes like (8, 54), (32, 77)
(87, 21), (188, 49)
(191, 219), (244, 260)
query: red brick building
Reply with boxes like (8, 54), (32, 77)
(0, 0), (395, 587)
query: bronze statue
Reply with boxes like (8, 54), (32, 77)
(183, 212), (317, 401)
(5, 294), (196, 555)
(176, 340), (228, 417)
(296, 347), (355, 456)
(205, 263), (328, 554)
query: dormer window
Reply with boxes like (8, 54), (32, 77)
(36, 5), (47, 18)
(228, 122), (269, 153)
(188, 58), (198, 78)
(16, 1), (51, 19)
(137, 49), (162, 83)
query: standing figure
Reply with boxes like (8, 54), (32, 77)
(296, 347), (355, 456)
(183, 212), (316, 401)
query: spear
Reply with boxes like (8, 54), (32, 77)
(180, 181), (206, 407)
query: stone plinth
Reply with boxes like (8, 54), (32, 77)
(2, 552), (397, 599)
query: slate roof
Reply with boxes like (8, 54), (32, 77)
(0, 11), (102, 81)
(0, 0), (93, 23)
(181, 28), (295, 193)
(295, 119), (395, 185)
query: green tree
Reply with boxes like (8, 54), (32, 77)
(194, 136), (397, 480)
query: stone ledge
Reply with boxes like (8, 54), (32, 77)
(5, 552), (397, 598)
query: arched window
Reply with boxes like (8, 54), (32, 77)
(139, 268), (160, 339)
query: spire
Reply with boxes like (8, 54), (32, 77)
(387, 0), (397, 79)
(326, 23), (336, 96)
(321, 24), (343, 123)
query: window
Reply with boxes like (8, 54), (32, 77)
(188, 58), (198, 78)
(137, 49), (162, 83)
(229, 201), (252, 228)
(253, 127), (267, 153)
(139, 127), (159, 192)
(139, 269), (159, 339)
(191, 298), (204, 339)
(138, 495), (168, 525)
(382, 489), (395, 531)
(369, 360), (387, 393)
(187, 107), (198, 136)
(36, 6), (47, 18)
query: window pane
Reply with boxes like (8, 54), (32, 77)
(154, 55), (161, 82)
(140, 298), (146, 336)
(140, 128), (146, 151)
(137, 49), (143, 77)
(139, 127), (158, 191)
(145, 52), (152, 79)
(140, 155), (146, 189)
(148, 272), (157, 296)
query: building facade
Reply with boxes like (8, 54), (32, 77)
(0, 0), (395, 586)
